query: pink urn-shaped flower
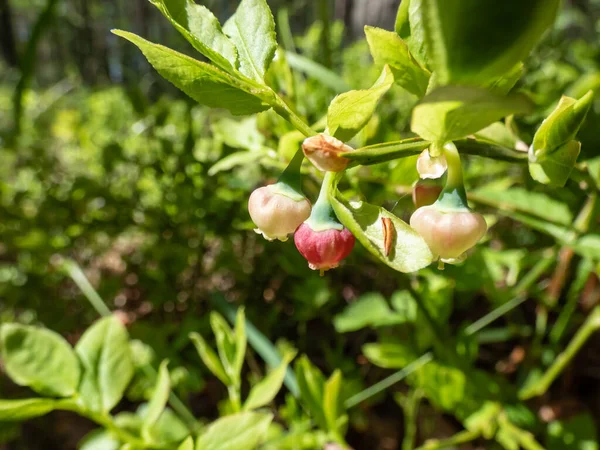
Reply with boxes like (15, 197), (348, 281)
(410, 142), (487, 264)
(410, 206), (486, 262)
(294, 172), (355, 273)
(294, 223), (355, 272)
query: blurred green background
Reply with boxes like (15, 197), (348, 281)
(2, 0), (600, 449)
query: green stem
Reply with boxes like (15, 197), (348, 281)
(465, 296), (528, 336)
(407, 285), (460, 365)
(416, 429), (480, 450)
(277, 8), (296, 53)
(228, 385), (242, 413)
(271, 94), (317, 137)
(399, 390), (423, 450)
(550, 258), (595, 344)
(519, 306), (600, 400)
(344, 353), (433, 409)
(447, 140), (483, 189)
(464, 250), (556, 336)
(305, 172), (343, 231)
(62, 259), (112, 317)
(434, 142), (468, 211)
(574, 193), (597, 233)
(344, 138), (529, 166)
(512, 248), (556, 294)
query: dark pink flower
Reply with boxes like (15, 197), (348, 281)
(294, 223), (355, 272)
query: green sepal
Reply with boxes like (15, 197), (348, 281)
(272, 149), (306, 202)
(434, 186), (470, 213)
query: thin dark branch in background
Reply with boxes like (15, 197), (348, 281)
(0, 0), (18, 67)
(11, 0), (59, 144)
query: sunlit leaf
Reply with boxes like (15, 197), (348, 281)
(0, 324), (80, 397)
(223, 0), (277, 82)
(112, 30), (270, 115)
(327, 65), (394, 142)
(411, 86), (532, 143)
(148, 0), (238, 71)
(75, 316), (134, 413)
(330, 192), (433, 273)
(365, 26), (430, 97)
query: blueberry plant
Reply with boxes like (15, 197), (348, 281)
(2, 0), (600, 449)
(110, 0), (591, 275)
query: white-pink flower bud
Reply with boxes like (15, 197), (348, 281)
(417, 149), (447, 179)
(248, 185), (311, 241)
(410, 206), (487, 262)
(302, 134), (353, 172)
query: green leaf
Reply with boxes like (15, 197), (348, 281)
(295, 355), (327, 429)
(189, 332), (230, 385)
(75, 316), (134, 413)
(234, 308), (247, 381)
(364, 26), (430, 97)
(472, 187), (573, 226)
(333, 292), (415, 333)
(406, 0), (430, 68)
(363, 341), (419, 369)
(210, 312), (239, 384)
(207, 151), (267, 176)
(395, 0), (411, 38)
(464, 402), (502, 439)
(473, 122), (518, 149)
(486, 63), (524, 96)
(323, 370), (343, 434)
(112, 30), (270, 115)
(211, 116), (265, 151)
(285, 51), (350, 93)
(330, 192), (433, 273)
(546, 413), (598, 450)
(244, 352), (294, 411)
(532, 92), (594, 159)
(151, 408), (191, 445)
(507, 211), (573, 243)
(223, 0), (277, 82)
(0, 398), (57, 421)
(572, 235), (600, 261)
(178, 437), (195, 450)
(411, 86), (532, 143)
(195, 412), (273, 450)
(148, 0), (238, 71)
(79, 430), (120, 450)
(0, 324), (80, 397)
(420, 0), (560, 85)
(142, 360), (171, 442)
(327, 65), (394, 142)
(529, 140), (581, 187)
(210, 296), (300, 397)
